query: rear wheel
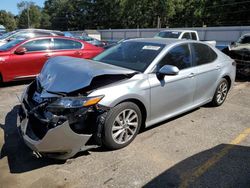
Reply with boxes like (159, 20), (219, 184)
(102, 102), (142, 149)
(211, 78), (229, 106)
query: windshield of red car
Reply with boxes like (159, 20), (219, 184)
(0, 39), (24, 51)
(93, 41), (165, 72)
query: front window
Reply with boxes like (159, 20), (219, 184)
(157, 44), (192, 70)
(237, 35), (250, 44)
(0, 39), (24, 51)
(155, 31), (181, 39)
(21, 39), (52, 52)
(93, 41), (165, 72)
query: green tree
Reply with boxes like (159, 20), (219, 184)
(17, 1), (42, 28)
(0, 10), (17, 31)
(40, 11), (51, 29)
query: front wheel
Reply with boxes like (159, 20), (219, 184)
(211, 78), (229, 106)
(102, 102), (142, 150)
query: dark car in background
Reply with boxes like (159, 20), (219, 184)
(0, 29), (64, 47)
(0, 36), (103, 82)
(64, 32), (106, 47)
(222, 33), (250, 77)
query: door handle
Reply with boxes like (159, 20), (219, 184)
(44, 54), (51, 58)
(74, 51), (82, 55)
(216, 65), (221, 70)
(188, 73), (195, 78)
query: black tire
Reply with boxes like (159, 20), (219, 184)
(0, 73), (3, 86)
(102, 102), (142, 150)
(211, 78), (229, 107)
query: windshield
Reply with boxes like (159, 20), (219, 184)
(237, 35), (250, 44)
(0, 31), (17, 40)
(93, 41), (165, 72)
(155, 31), (181, 39)
(0, 39), (24, 51)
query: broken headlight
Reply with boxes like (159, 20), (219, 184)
(47, 96), (104, 109)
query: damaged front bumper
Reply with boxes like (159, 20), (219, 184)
(18, 83), (108, 160)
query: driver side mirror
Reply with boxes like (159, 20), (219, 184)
(230, 41), (236, 45)
(14, 47), (27, 55)
(156, 65), (179, 80)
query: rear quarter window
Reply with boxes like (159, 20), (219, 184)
(192, 43), (217, 66)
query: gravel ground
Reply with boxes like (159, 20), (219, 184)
(0, 80), (250, 188)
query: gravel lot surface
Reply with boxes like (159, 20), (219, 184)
(0, 80), (250, 188)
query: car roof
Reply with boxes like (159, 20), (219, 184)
(12, 36), (84, 47)
(160, 30), (197, 33)
(16, 28), (64, 34)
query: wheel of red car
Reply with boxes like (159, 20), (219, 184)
(0, 73), (2, 83)
(102, 102), (142, 150)
(211, 78), (229, 106)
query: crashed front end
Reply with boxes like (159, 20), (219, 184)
(18, 80), (108, 160)
(226, 46), (250, 77)
(17, 56), (137, 159)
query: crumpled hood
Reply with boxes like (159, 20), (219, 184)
(38, 56), (137, 93)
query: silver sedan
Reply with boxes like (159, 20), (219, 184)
(18, 38), (236, 159)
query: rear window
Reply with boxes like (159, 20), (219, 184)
(53, 39), (82, 50)
(192, 43), (217, 65)
(182, 32), (191, 39)
(191, 32), (197, 40)
(155, 31), (181, 39)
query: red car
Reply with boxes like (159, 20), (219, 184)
(0, 36), (104, 82)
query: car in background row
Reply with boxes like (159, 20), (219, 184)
(0, 31), (7, 36)
(64, 32), (106, 47)
(0, 36), (103, 82)
(155, 30), (216, 47)
(222, 33), (250, 77)
(0, 29), (64, 47)
(18, 38), (235, 159)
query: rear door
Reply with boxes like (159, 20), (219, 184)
(7, 38), (52, 79)
(50, 38), (84, 58)
(191, 43), (220, 105)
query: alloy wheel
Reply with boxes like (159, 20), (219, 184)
(111, 109), (139, 144)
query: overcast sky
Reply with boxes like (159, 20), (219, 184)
(1, 0), (45, 15)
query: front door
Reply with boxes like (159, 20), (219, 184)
(7, 38), (52, 79)
(148, 43), (196, 124)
